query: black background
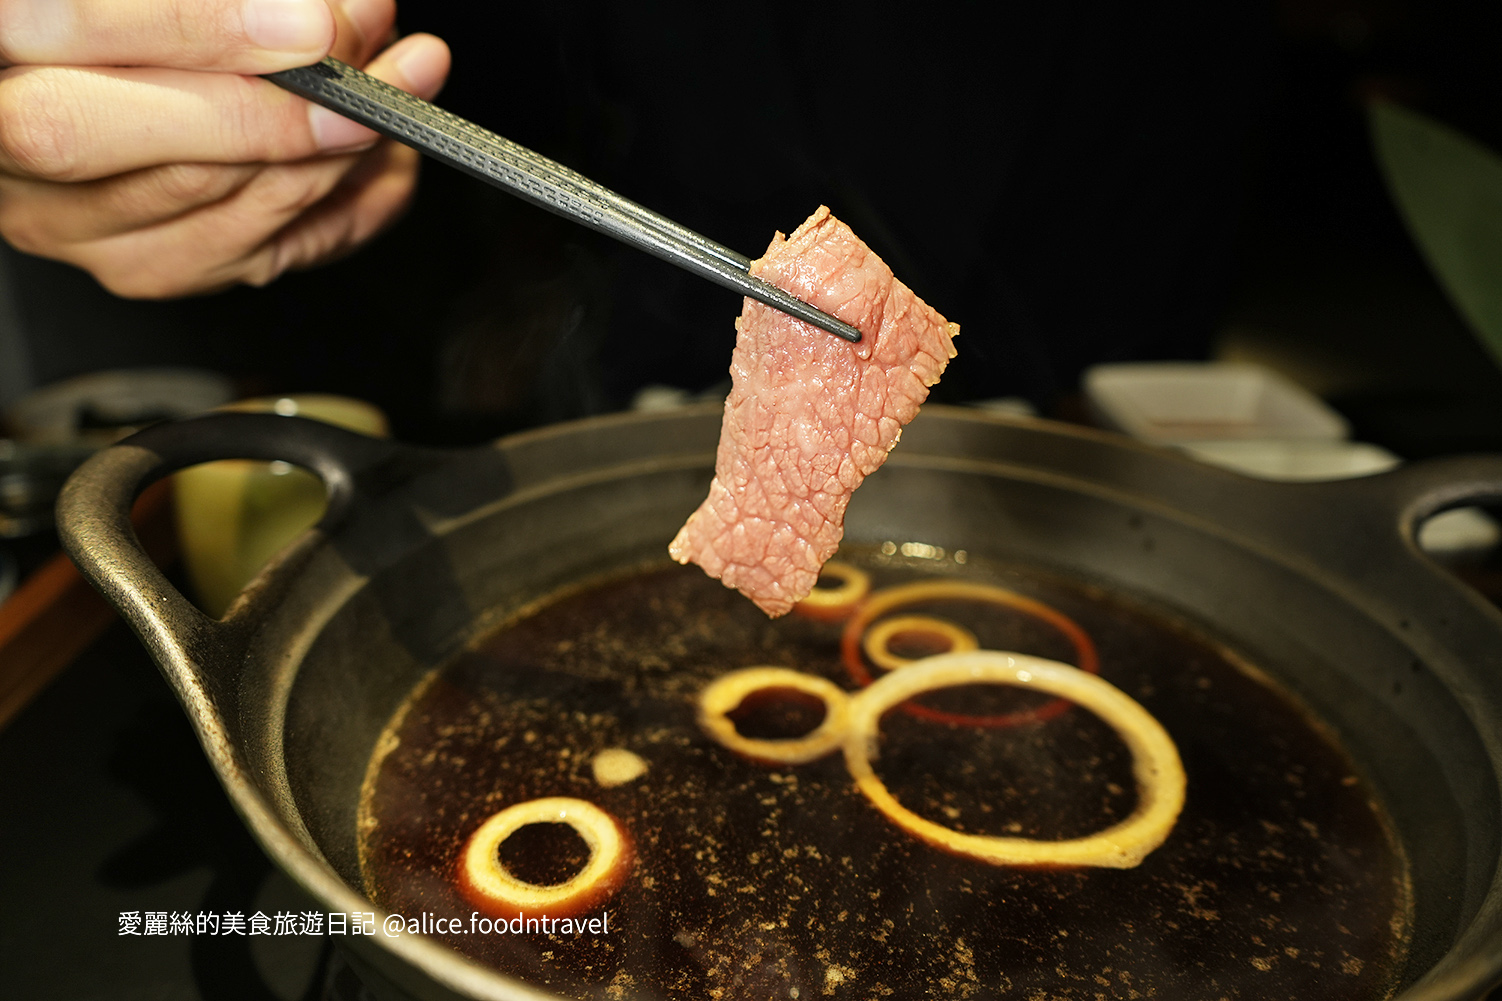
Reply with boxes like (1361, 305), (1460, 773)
(4, 5), (1502, 995)
(5, 0), (1499, 451)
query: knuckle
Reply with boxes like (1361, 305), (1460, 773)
(161, 0), (195, 51)
(105, 267), (203, 300)
(242, 254), (285, 288)
(78, 247), (195, 300)
(0, 219), (45, 255)
(0, 0), (37, 66)
(332, 0), (396, 65)
(93, 262), (177, 299)
(0, 198), (49, 256)
(224, 73), (261, 134)
(151, 162), (241, 208)
(224, 75), (308, 162)
(245, 164), (336, 218)
(0, 70), (84, 180)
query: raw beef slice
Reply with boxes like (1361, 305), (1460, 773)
(668, 206), (959, 616)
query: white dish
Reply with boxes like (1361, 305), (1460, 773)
(1084, 362), (1349, 444)
(1177, 438), (1398, 480)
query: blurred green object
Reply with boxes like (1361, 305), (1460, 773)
(1370, 101), (1502, 371)
(173, 395), (387, 618)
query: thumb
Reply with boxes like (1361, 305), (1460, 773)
(0, 0), (338, 73)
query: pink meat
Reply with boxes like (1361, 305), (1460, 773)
(668, 206), (959, 616)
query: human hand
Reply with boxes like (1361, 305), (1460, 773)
(0, 0), (450, 297)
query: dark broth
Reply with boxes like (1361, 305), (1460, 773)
(359, 552), (1410, 1000)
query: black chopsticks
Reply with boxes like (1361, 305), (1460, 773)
(265, 58), (862, 344)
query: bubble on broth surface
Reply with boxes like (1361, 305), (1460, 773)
(358, 554), (1411, 1000)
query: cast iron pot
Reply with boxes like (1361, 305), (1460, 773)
(56, 405), (1502, 1000)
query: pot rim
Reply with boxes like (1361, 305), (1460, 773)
(56, 406), (1502, 1000)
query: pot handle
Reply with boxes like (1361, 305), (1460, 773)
(1273, 452), (1502, 615)
(56, 412), (417, 665)
(1357, 453), (1502, 550)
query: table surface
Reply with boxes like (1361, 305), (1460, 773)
(0, 620), (368, 1001)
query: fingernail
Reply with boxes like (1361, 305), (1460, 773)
(393, 36), (448, 100)
(4, 1), (74, 60)
(243, 0), (334, 53)
(308, 105), (376, 151)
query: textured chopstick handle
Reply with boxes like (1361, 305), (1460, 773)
(264, 59), (862, 343)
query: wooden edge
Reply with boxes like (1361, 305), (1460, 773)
(0, 479), (178, 731)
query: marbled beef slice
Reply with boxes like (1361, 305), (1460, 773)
(668, 206), (959, 616)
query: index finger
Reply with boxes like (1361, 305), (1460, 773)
(0, 0), (338, 74)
